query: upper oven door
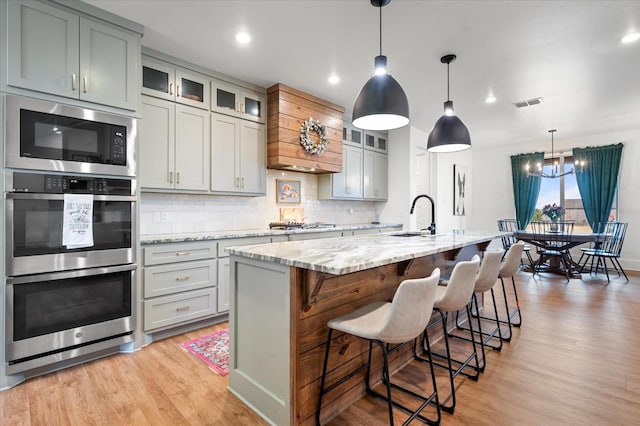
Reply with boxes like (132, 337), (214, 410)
(6, 193), (136, 276)
(5, 95), (136, 176)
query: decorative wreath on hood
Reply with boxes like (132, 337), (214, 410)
(299, 118), (328, 155)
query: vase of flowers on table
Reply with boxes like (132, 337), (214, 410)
(542, 203), (565, 231)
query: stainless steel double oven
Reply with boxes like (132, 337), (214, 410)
(4, 95), (137, 374)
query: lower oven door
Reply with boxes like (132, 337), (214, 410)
(6, 193), (136, 276)
(6, 264), (136, 366)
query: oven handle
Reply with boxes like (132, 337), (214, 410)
(6, 264), (137, 285)
(6, 193), (136, 202)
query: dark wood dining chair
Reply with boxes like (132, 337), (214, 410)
(578, 222), (628, 282)
(496, 219), (534, 266)
(530, 220), (575, 281)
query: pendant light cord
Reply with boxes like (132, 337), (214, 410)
(379, 4), (382, 56)
(447, 62), (451, 102)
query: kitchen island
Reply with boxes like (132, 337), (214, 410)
(226, 231), (505, 425)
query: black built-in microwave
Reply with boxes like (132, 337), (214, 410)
(5, 95), (136, 176)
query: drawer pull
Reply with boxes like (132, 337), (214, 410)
(175, 276), (190, 281)
(175, 306), (190, 312)
(176, 251), (190, 256)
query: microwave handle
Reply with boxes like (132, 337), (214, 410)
(6, 193), (136, 202)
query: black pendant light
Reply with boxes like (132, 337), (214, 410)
(427, 54), (471, 152)
(352, 0), (409, 131)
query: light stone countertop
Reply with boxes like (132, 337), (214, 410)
(139, 223), (402, 244)
(227, 230), (508, 275)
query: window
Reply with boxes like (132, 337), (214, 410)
(532, 154), (617, 233)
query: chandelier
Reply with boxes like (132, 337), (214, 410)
(525, 129), (585, 178)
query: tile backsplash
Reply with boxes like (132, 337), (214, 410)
(139, 170), (382, 235)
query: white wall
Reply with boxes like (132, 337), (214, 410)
(433, 149), (473, 232)
(470, 129), (640, 271)
(379, 125), (473, 234)
(378, 125), (414, 228)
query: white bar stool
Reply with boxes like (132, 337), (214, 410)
(452, 249), (505, 371)
(415, 256), (481, 413)
(316, 269), (442, 426)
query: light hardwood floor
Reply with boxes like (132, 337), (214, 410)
(1, 270), (639, 425)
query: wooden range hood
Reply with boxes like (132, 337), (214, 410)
(267, 83), (344, 174)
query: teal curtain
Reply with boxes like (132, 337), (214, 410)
(510, 152), (544, 229)
(573, 144), (623, 232)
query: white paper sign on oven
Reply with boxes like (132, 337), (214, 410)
(62, 193), (94, 249)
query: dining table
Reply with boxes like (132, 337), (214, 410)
(514, 230), (602, 278)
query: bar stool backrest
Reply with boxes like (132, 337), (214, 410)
(377, 268), (440, 344)
(474, 249), (504, 293)
(434, 256), (480, 313)
(499, 241), (525, 278)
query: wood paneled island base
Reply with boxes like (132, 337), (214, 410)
(227, 232), (502, 425)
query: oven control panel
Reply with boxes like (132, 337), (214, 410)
(9, 172), (133, 195)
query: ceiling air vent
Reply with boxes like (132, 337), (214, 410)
(513, 97), (543, 108)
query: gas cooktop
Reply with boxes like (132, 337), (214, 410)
(268, 222), (336, 230)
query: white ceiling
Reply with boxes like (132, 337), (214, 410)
(85, 0), (640, 148)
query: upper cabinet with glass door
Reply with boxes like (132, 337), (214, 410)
(364, 130), (388, 153)
(211, 80), (266, 123)
(142, 57), (210, 109)
(343, 122), (363, 148)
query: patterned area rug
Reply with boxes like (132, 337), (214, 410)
(179, 328), (229, 376)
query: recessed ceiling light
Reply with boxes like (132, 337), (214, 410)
(621, 32), (640, 44)
(485, 95), (497, 103)
(235, 32), (251, 44)
(328, 74), (340, 84)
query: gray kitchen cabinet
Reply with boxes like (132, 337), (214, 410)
(342, 122), (364, 148)
(7, 0), (139, 110)
(142, 241), (218, 332)
(211, 80), (266, 123)
(142, 56), (210, 109)
(363, 150), (388, 200)
(217, 257), (230, 312)
(211, 112), (266, 195)
(364, 130), (388, 153)
(140, 96), (210, 191)
(318, 144), (363, 200)
(216, 235), (277, 313)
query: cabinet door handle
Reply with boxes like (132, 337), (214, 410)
(175, 306), (190, 312)
(175, 276), (191, 281)
(241, 177), (245, 188)
(177, 172), (180, 184)
(240, 102), (244, 113)
(83, 77), (87, 93)
(176, 251), (190, 256)
(71, 74), (76, 91)
(236, 101), (239, 112)
(177, 84), (181, 97)
(169, 171), (173, 184)
(169, 83), (173, 95)
(235, 177), (239, 188)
